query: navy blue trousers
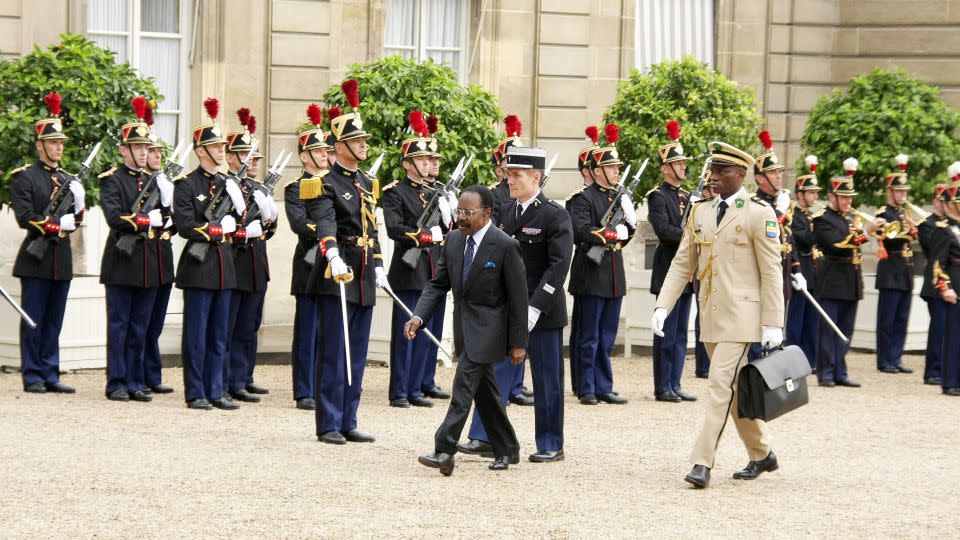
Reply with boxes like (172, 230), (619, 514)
(419, 299), (445, 393)
(817, 298), (857, 383)
(105, 285), (158, 393)
(569, 294), (581, 394)
(19, 277), (70, 386)
(653, 292), (691, 394)
(529, 329), (564, 451)
(941, 299), (960, 390)
(144, 283), (171, 387)
(508, 357), (526, 398)
(577, 295), (622, 396)
(467, 355), (513, 442)
(924, 298), (945, 381)
(181, 288), (232, 402)
(291, 294), (317, 400)
(693, 286), (710, 376)
(314, 295), (372, 435)
(389, 290), (430, 400)
(876, 289), (911, 370)
(786, 286), (819, 369)
(226, 289), (266, 392)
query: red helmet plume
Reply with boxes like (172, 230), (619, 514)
(585, 125), (599, 144)
(131, 97), (148, 120)
(327, 106), (342, 123)
(426, 114), (439, 135)
(203, 97), (219, 121)
(306, 103), (323, 126)
(144, 102), (155, 126)
(341, 79), (360, 109)
(247, 115), (257, 135)
(504, 114), (522, 137)
(665, 120), (680, 141)
(408, 110), (427, 138)
(758, 130), (773, 150)
(44, 92), (62, 116)
(604, 123), (619, 145)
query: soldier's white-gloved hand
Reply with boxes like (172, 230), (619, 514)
(225, 179), (246, 213)
(775, 190), (791, 215)
(328, 255), (350, 279)
(375, 266), (391, 291)
(244, 220), (263, 239)
(689, 192), (703, 205)
(157, 174), (174, 207)
(59, 213), (77, 232)
(762, 326), (784, 349)
(148, 209), (163, 228)
(265, 196), (279, 223)
(438, 196), (452, 225)
(651, 308), (667, 337)
(219, 215), (237, 235)
(428, 225), (443, 244)
(791, 273), (807, 291)
(163, 217), (173, 230)
(620, 194), (638, 228)
(615, 224), (629, 241)
(527, 306), (541, 333)
(253, 190), (276, 222)
(69, 180), (86, 213)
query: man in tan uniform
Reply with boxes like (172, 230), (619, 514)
(652, 141), (785, 488)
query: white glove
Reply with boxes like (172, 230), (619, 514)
(651, 307), (667, 337)
(325, 247), (340, 262)
(375, 266), (391, 291)
(69, 180), (85, 213)
(244, 220), (263, 239)
(689, 192), (702, 205)
(156, 174), (174, 207)
(59, 213), (77, 232)
(438, 196), (452, 226)
(527, 306), (541, 333)
(775, 190), (791, 215)
(429, 225), (444, 243)
(265, 196), (279, 223)
(761, 326), (784, 350)
(328, 255), (349, 279)
(446, 192), (458, 210)
(615, 224), (629, 241)
(791, 273), (807, 291)
(163, 217), (173, 230)
(253, 190), (274, 222)
(620, 194), (638, 228)
(148, 209), (163, 228)
(225, 179), (246, 213)
(220, 215), (237, 235)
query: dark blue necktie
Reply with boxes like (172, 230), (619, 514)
(462, 235), (475, 287)
(717, 200), (728, 226)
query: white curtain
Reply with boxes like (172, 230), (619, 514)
(423, 0), (461, 71)
(635, 0), (714, 73)
(87, 0), (128, 62)
(384, 0), (417, 59)
(141, 0), (178, 33)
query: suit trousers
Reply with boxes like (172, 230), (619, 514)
(817, 298), (857, 383)
(315, 295), (372, 435)
(144, 283), (172, 387)
(876, 289), (911, 370)
(924, 298), (945, 382)
(105, 285), (158, 393)
(435, 353), (519, 458)
(507, 357), (526, 398)
(690, 342), (770, 468)
(181, 288), (232, 402)
(653, 292), (691, 393)
(467, 356), (513, 443)
(786, 287), (819, 370)
(941, 299), (960, 390)
(389, 290), (430, 400)
(226, 289), (266, 391)
(576, 295), (622, 396)
(291, 294), (318, 400)
(420, 300), (445, 393)
(19, 277), (70, 386)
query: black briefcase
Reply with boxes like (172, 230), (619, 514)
(737, 345), (812, 422)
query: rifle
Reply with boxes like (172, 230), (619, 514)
(585, 159), (648, 265)
(399, 154), (474, 270)
(25, 142), (102, 260)
(680, 155), (712, 228)
(115, 140), (189, 257)
(237, 150), (293, 235)
(186, 139), (259, 262)
(537, 154), (560, 191)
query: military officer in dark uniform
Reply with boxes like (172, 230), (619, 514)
(98, 97), (164, 402)
(305, 80), (385, 444)
(567, 124), (633, 405)
(284, 103), (332, 410)
(928, 184), (960, 396)
(11, 92), (84, 394)
(917, 182), (953, 386)
(648, 120), (695, 403)
(874, 155), (917, 375)
(786, 156), (822, 370)
(174, 98), (243, 410)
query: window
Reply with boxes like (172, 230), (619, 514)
(384, 0), (468, 81)
(87, 0), (187, 143)
(635, 0), (714, 73)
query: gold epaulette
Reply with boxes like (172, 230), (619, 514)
(173, 173), (188, 181)
(810, 208), (826, 219)
(565, 185), (587, 201)
(487, 183), (496, 190)
(644, 186), (658, 198)
(381, 179), (399, 193)
(937, 219), (950, 228)
(282, 177), (300, 189)
(98, 166), (117, 180)
(300, 170), (327, 200)
(9, 163), (30, 176)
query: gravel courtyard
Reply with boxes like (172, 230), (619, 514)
(1, 352), (957, 538)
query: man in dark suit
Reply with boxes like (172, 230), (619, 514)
(407, 185), (529, 476)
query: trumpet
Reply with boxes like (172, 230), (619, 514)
(850, 208), (901, 239)
(903, 201), (931, 220)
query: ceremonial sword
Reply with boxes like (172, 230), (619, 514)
(379, 284), (453, 367)
(0, 285), (36, 329)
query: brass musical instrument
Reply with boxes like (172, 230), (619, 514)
(850, 208), (901, 240)
(903, 201), (931, 220)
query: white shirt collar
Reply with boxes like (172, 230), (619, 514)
(467, 219), (492, 251)
(517, 190), (541, 214)
(718, 187), (745, 213)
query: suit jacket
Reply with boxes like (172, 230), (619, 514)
(499, 192), (573, 330)
(98, 164), (163, 288)
(875, 204), (916, 291)
(413, 224), (528, 363)
(918, 213), (948, 300)
(813, 207), (864, 302)
(647, 181), (691, 296)
(656, 187), (784, 343)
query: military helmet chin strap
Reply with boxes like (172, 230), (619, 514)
(343, 139), (363, 164)
(406, 157), (427, 181)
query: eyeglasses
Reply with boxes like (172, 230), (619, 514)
(455, 208), (483, 217)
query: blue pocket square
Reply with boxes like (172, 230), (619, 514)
(484, 261), (496, 268)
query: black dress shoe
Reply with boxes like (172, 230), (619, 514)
(296, 397), (316, 410)
(423, 386), (451, 399)
(245, 383), (269, 395)
(521, 386), (534, 398)
(818, 380), (836, 387)
(879, 366), (900, 374)
(129, 390), (153, 402)
(46, 382), (76, 393)
(342, 429), (375, 443)
(489, 451), (520, 470)
(390, 398), (411, 408)
(529, 449), (564, 463)
(187, 398), (213, 410)
(107, 389), (130, 401)
(655, 391), (682, 402)
(733, 451), (779, 480)
(509, 394), (535, 406)
(925, 377), (943, 386)
(24, 381), (47, 393)
(674, 389), (698, 402)
(836, 379), (861, 388)
(211, 397), (240, 410)
(695, 372), (709, 379)
(598, 393), (628, 404)
(944, 387), (960, 396)
(579, 394), (599, 405)
(149, 384), (174, 394)
(456, 439), (494, 457)
(318, 431), (347, 445)
(229, 388), (261, 403)
(418, 452), (455, 476)
(684, 465), (711, 488)
(896, 366), (913, 374)
(409, 396), (434, 408)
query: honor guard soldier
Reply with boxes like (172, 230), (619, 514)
(917, 180), (956, 387)
(382, 110), (450, 408)
(652, 141), (784, 488)
(11, 92), (85, 394)
(928, 184), (960, 396)
(224, 108), (278, 403)
(874, 154), (917, 375)
(786, 156), (823, 370)
(174, 98), (243, 410)
(99, 97), (166, 402)
(305, 80), (385, 444)
(647, 120), (695, 403)
(567, 123), (633, 405)
(285, 103), (332, 410)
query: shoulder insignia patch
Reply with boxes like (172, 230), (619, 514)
(97, 166), (117, 180)
(765, 220), (778, 238)
(300, 170), (327, 200)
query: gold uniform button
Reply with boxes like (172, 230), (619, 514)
(712, 306), (717, 311)
(712, 288), (717, 293)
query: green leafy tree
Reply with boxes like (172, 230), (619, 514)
(0, 33), (162, 207)
(604, 56), (763, 200)
(321, 55), (501, 191)
(801, 67), (960, 207)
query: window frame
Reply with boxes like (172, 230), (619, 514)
(383, 0), (470, 83)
